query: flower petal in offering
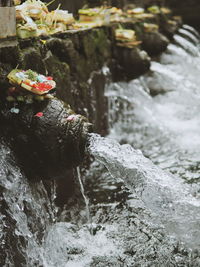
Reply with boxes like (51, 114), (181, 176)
(127, 7), (144, 15)
(46, 10), (75, 26)
(115, 29), (136, 42)
(115, 29), (141, 48)
(78, 7), (104, 24)
(160, 7), (171, 15)
(147, 5), (160, 14)
(7, 69), (56, 95)
(15, 0), (75, 38)
(143, 23), (159, 33)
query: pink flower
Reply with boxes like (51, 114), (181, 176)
(66, 115), (76, 121)
(34, 112), (44, 118)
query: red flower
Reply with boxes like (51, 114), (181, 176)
(34, 112), (44, 118)
(24, 81), (31, 86)
(38, 83), (52, 92)
(46, 76), (53, 80)
(8, 87), (17, 93)
(32, 82), (53, 92)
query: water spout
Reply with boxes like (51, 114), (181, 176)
(1, 97), (92, 180)
(88, 133), (200, 247)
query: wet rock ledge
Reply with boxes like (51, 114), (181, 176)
(0, 12), (180, 136)
(0, 11), (181, 187)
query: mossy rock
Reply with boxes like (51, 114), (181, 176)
(93, 28), (112, 63)
(82, 31), (97, 59)
(44, 51), (73, 106)
(46, 38), (79, 73)
(141, 32), (169, 56)
(113, 47), (151, 81)
(1, 98), (91, 180)
(76, 55), (91, 81)
(0, 63), (13, 91)
(0, 44), (20, 67)
(20, 47), (46, 75)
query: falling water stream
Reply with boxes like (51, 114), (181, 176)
(1, 25), (200, 266)
(76, 167), (93, 235)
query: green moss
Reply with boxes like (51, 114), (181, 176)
(76, 55), (90, 81)
(82, 32), (96, 59)
(79, 81), (89, 101)
(133, 22), (145, 39)
(20, 47), (46, 74)
(93, 28), (111, 60)
(44, 52), (73, 105)
(0, 44), (20, 67)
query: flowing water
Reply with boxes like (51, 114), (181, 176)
(76, 167), (93, 235)
(1, 26), (200, 266)
(87, 26), (200, 264)
(0, 139), (57, 266)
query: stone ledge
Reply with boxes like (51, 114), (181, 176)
(0, 14), (180, 135)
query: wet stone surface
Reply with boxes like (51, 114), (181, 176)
(0, 98), (91, 180)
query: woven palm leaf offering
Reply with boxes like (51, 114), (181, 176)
(126, 7), (154, 20)
(16, 0), (48, 21)
(127, 7), (144, 15)
(72, 21), (100, 30)
(16, 0), (49, 38)
(78, 7), (107, 27)
(46, 9), (75, 33)
(78, 8), (102, 22)
(115, 29), (141, 48)
(143, 23), (159, 33)
(147, 5), (160, 14)
(46, 10), (74, 25)
(15, 0), (75, 37)
(16, 21), (38, 38)
(160, 7), (171, 15)
(7, 69), (56, 95)
(108, 7), (123, 23)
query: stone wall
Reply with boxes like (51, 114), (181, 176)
(167, 0), (200, 29)
(0, 15), (179, 132)
(0, 27), (113, 135)
(0, 13), (179, 206)
(1, 23), (164, 135)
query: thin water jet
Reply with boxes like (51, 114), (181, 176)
(76, 167), (94, 235)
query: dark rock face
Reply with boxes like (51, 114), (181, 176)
(0, 16), (181, 181)
(20, 47), (47, 74)
(167, 0), (200, 30)
(0, 25), (164, 135)
(113, 47), (150, 81)
(125, 0), (200, 30)
(0, 98), (91, 180)
(141, 32), (169, 56)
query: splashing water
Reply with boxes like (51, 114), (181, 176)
(178, 28), (199, 45)
(173, 33), (200, 56)
(2, 26), (200, 266)
(0, 140), (56, 266)
(106, 28), (200, 183)
(90, 26), (200, 248)
(88, 133), (200, 247)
